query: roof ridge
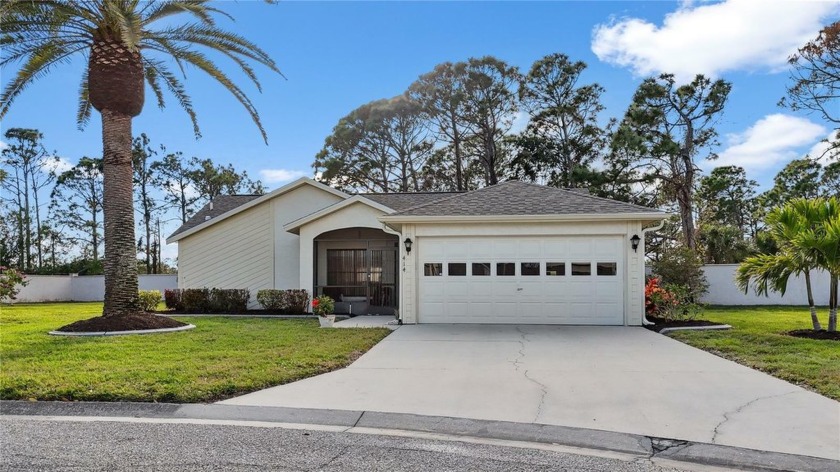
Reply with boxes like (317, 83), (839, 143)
(512, 180), (657, 211)
(359, 191), (463, 196)
(389, 183), (509, 215)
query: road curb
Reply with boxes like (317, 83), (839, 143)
(1, 400), (837, 472)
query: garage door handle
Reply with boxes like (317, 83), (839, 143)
(516, 288), (523, 291)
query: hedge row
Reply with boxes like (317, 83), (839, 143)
(256, 289), (310, 313)
(164, 288), (250, 313)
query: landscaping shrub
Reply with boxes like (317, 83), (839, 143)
(210, 288), (250, 313)
(256, 289), (288, 311)
(0, 267), (27, 303)
(286, 289), (310, 313)
(650, 245), (708, 302)
(312, 295), (335, 317)
(182, 288), (211, 313)
(164, 289), (184, 310)
(645, 277), (702, 322)
(168, 288), (250, 313)
(138, 290), (162, 312)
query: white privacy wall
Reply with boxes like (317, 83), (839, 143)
(700, 264), (830, 306)
(12, 274), (178, 303)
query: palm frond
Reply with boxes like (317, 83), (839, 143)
(76, 67), (92, 129)
(1, 43), (86, 118)
(143, 58), (200, 139)
(1, 0), (280, 143)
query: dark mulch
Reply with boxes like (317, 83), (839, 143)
(786, 329), (840, 341)
(645, 316), (726, 333)
(56, 313), (188, 332)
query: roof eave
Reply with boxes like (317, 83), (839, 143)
(378, 212), (670, 224)
(166, 178), (348, 243)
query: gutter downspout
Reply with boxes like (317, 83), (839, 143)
(641, 219), (667, 326)
(381, 223), (404, 325)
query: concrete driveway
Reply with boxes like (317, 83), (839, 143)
(222, 325), (840, 460)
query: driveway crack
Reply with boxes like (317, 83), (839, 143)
(710, 390), (799, 443)
(512, 327), (549, 423)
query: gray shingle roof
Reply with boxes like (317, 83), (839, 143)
(386, 180), (663, 217)
(168, 194), (261, 239)
(361, 192), (461, 211)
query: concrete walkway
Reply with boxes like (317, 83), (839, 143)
(333, 315), (399, 329)
(222, 325), (840, 460)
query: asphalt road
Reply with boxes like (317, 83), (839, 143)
(0, 417), (693, 472)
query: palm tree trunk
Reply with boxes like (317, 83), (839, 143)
(830, 274), (838, 332)
(101, 109), (139, 317)
(804, 270), (822, 330)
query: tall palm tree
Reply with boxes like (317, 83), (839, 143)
(1, 1), (279, 321)
(737, 199), (824, 330)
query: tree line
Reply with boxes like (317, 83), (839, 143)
(0, 131), (262, 274)
(314, 31), (838, 264)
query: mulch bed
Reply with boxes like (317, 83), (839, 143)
(56, 313), (188, 332)
(786, 329), (840, 341)
(644, 316), (726, 333)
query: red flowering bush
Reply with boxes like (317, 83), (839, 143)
(645, 277), (701, 322)
(645, 277), (672, 316)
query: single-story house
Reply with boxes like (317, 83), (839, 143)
(167, 178), (666, 325)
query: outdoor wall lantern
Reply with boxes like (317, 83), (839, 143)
(630, 234), (641, 253)
(404, 237), (413, 254)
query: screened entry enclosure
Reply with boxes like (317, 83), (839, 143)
(313, 228), (399, 315)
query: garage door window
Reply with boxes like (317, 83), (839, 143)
(546, 262), (565, 276)
(424, 263), (442, 276)
(472, 263), (491, 276)
(521, 262), (540, 276)
(571, 263), (591, 276)
(448, 263), (467, 276)
(497, 263), (515, 276)
(597, 262), (617, 276)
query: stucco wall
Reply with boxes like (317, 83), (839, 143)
(700, 264), (830, 305)
(12, 274), (177, 303)
(273, 185), (343, 290)
(298, 201), (390, 304)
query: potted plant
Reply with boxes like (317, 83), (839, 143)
(313, 295), (336, 327)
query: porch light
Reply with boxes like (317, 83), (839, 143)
(630, 234), (641, 253)
(404, 237), (413, 254)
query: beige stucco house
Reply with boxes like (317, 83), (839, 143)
(167, 178), (666, 325)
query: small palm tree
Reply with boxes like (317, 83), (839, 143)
(795, 197), (840, 332)
(1, 1), (280, 320)
(737, 199), (824, 330)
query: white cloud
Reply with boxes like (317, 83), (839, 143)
(592, 0), (839, 81)
(0, 140), (7, 151)
(42, 156), (72, 174)
(809, 130), (839, 162)
(259, 168), (308, 184)
(713, 114), (826, 172)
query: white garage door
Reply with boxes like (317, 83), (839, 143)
(417, 236), (624, 325)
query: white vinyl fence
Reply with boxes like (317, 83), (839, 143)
(699, 264), (830, 306)
(12, 274), (178, 303)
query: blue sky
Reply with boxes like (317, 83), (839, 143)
(2, 0), (839, 258)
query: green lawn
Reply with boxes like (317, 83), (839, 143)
(669, 306), (840, 401)
(0, 303), (391, 403)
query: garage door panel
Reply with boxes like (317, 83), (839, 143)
(418, 236), (624, 325)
